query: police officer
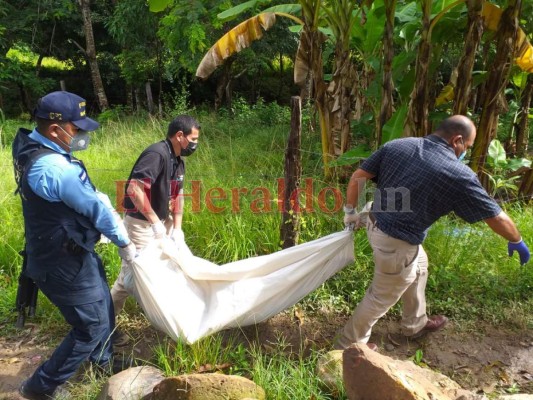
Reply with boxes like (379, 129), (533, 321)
(13, 91), (136, 400)
(110, 115), (200, 321)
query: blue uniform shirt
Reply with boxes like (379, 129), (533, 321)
(27, 129), (129, 247)
(361, 134), (502, 245)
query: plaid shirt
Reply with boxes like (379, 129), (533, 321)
(361, 134), (501, 245)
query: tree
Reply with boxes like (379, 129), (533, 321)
(78, 0), (108, 110)
(471, 0), (522, 180)
(453, 0), (484, 116)
(403, 0), (431, 138)
(106, 0), (161, 112)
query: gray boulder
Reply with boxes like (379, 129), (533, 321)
(97, 366), (165, 400)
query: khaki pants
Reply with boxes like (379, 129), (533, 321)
(110, 215), (172, 316)
(335, 216), (429, 349)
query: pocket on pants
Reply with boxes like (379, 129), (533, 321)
(374, 247), (401, 275)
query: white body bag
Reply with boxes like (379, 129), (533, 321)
(123, 231), (354, 343)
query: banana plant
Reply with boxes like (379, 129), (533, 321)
(192, 0), (365, 177)
(485, 139), (531, 198)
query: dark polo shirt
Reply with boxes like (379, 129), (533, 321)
(124, 139), (185, 221)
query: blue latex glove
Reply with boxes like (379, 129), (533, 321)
(508, 240), (530, 265)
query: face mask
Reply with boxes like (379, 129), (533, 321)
(57, 126), (90, 152)
(181, 140), (197, 156)
(456, 137), (467, 161)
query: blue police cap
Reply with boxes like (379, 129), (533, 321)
(34, 91), (100, 131)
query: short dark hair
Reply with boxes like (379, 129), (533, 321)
(167, 115), (200, 138)
(35, 117), (68, 134)
(435, 116), (474, 140)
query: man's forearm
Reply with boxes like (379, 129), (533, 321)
(127, 182), (159, 224)
(345, 168), (374, 209)
(172, 191), (184, 229)
(484, 211), (521, 242)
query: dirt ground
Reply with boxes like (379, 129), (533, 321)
(1, 311), (532, 399)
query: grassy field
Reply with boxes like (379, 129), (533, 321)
(0, 107), (532, 399)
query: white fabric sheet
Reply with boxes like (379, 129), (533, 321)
(124, 231), (354, 343)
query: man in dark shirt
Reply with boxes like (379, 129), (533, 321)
(335, 115), (530, 350)
(111, 115), (200, 320)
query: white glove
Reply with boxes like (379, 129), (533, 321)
(344, 202), (373, 231)
(170, 228), (185, 243)
(343, 205), (360, 231)
(118, 242), (136, 262)
(151, 220), (166, 239)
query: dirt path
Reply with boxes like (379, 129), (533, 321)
(1, 313), (532, 399)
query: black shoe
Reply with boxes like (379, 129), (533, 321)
(112, 353), (138, 374)
(93, 354), (137, 376)
(19, 380), (69, 400)
(111, 329), (130, 347)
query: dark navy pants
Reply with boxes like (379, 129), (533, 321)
(25, 256), (114, 394)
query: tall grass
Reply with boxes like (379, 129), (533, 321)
(0, 109), (532, 398)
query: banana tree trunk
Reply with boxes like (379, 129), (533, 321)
(404, 0), (431, 137)
(515, 74), (532, 157)
(471, 0), (521, 179)
(295, 23), (331, 176)
(328, 44), (357, 156)
(377, 0), (396, 145)
(453, 0), (484, 115)
(79, 0), (108, 111)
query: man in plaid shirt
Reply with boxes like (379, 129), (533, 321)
(335, 115), (530, 351)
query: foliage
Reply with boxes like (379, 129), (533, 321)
(158, 0), (231, 74)
(105, 0), (161, 88)
(484, 139), (531, 198)
(153, 334), (250, 376)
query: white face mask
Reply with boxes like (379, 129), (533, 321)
(56, 125), (90, 152)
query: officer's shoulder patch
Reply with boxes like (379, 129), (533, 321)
(78, 169), (88, 183)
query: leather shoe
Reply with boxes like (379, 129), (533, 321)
(19, 380), (69, 399)
(409, 315), (448, 339)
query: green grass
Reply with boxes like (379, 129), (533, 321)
(0, 110), (532, 398)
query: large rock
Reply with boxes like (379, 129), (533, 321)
(152, 373), (265, 400)
(342, 344), (486, 400)
(316, 350), (343, 394)
(97, 366), (165, 400)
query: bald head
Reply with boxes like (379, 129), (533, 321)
(434, 115), (476, 141)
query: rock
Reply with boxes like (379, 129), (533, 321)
(316, 350), (343, 394)
(497, 396), (533, 400)
(343, 344), (484, 400)
(97, 366), (165, 400)
(152, 373), (265, 400)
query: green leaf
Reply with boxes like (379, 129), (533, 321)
(488, 139), (507, 167)
(381, 105), (408, 144)
(218, 0), (262, 21)
(288, 25), (303, 33)
(148, 0), (172, 13)
(395, 2), (419, 24)
(511, 71), (528, 91)
(329, 145), (372, 167)
(363, 3), (386, 54)
(507, 158), (531, 171)
(263, 4), (301, 15)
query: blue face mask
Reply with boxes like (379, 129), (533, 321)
(457, 137), (467, 161)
